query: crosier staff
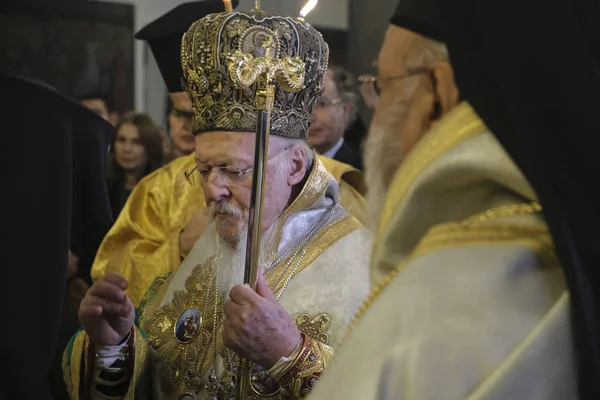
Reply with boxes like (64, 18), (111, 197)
(226, 0), (309, 397)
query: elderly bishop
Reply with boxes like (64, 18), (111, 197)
(63, 7), (371, 400)
(91, 1), (368, 308)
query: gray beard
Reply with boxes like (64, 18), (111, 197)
(363, 124), (405, 233)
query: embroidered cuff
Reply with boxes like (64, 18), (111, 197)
(271, 334), (328, 398)
(267, 336), (303, 378)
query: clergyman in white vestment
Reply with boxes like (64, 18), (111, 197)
(309, 3), (576, 399)
(63, 8), (372, 400)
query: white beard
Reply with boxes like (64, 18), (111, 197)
(208, 218), (281, 295)
(206, 156), (289, 295)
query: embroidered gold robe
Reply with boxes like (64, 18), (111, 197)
(92, 153), (366, 306)
(310, 102), (576, 399)
(63, 158), (372, 399)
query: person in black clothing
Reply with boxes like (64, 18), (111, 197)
(0, 73), (113, 400)
(134, 0), (241, 162)
(309, 65), (364, 170)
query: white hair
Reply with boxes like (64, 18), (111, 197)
(271, 136), (315, 175)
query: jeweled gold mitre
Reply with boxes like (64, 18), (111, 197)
(181, 9), (329, 140)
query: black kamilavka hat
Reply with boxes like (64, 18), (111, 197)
(135, 0), (240, 92)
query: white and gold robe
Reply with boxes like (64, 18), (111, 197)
(63, 158), (372, 400)
(309, 102), (576, 399)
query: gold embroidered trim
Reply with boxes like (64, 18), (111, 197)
(373, 103), (486, 266)
(460, 202), (542, 226)
(268, 214), (362, 294)
(139, 272), (176, 331)
(127, 327), (149, 400)
(66, 332), (88, 400)
(146, 257), (227, 399)
(61, 347), (71, 397)
(348, 202), (548, 337)
(284, 156), (331, 217)
(296, 313), (332, 345)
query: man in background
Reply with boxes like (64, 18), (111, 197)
(79, 92), (119, 125)
(310, 65), (364, 170)
(162, 95), (194, 161)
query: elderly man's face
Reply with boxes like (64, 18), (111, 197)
(363, 25), (458, 232)
(370, 26), (429, 167)
(194, 132), (296, 245)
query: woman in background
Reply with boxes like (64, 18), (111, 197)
(107, 111), (163, 219)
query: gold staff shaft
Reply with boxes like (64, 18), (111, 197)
(236, 77), (275, 400)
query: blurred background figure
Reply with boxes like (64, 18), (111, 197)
(162, 94), (194, 162)
(106, 111), (163, 219)
(310, 65), (364, 170)
(78, 92), (120, 126)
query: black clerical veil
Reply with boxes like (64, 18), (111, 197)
(0, 73), (114, 399)
(391, 0), (600, 396)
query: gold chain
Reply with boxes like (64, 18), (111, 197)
(460, 201), (542, 226)
(344, 201), (542, 336)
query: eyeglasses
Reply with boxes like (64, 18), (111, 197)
(358, 67), (429, 95)
(314, 98), (343, 109)
(184, 146), (291, 188)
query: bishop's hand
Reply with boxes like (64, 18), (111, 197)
(223, 273), (301, 369)
(79, 272), (135, 346)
